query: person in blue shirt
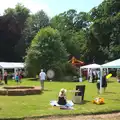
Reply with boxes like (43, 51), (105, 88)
(15, 73), (19, 84)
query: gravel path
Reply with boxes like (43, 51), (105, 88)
(25, 112), (120, 120)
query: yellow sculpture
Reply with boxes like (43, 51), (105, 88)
(92, 97), (104, 105)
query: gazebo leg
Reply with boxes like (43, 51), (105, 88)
(87, 68), (90, 80)
(100, 68), (103, 94)
(2, 68), (4, 80)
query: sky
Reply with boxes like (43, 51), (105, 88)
(0, 0), (104, 17)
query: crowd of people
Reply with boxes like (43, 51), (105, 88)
(15, 70), (23, 84)
(0, 69), (24, 85)
(88, 69), (100, 83)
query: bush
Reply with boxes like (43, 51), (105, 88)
(64, 62), (79, 76)
(51, 62), (79, 81)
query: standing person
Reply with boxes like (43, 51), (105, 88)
(19, 70), (23, 83)
(89, 69), (92, 82)
(4, 70), (8, 85)
(102, 72), (107, 92)
(0, 72), (2, 84)
(39, 69), (46, 90)
(15, 72), (19, 85)
(92, 71), (95, 83)
(96, 78), (100, 94)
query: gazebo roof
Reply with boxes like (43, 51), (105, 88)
(80, 63), (101, 69)
(101, 58), (120, 68)
(0, 62), (24, 69)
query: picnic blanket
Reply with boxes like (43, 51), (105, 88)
(50, 100), (74, 110)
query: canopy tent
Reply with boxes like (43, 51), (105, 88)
(80, 64), (101, 77)
(80, 59), (120, 94)
(0, 62), (24, 77)
(80, 63), (103, 94)
(101, 58), (120, 68)
(99, 58), (120, 93)
(80, 64), (101, 69)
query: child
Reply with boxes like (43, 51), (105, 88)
(15, 73), (19, 84)
(58, 88), (67, 105)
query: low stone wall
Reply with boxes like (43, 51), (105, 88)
(0, 86), (42, 96)
(3, 86), (34, 89)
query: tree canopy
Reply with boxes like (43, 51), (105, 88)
(0, 0), (120, 77)
(25, 27), (68, 77)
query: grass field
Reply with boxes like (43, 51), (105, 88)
(0, 78), (120, 119)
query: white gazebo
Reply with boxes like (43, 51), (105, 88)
(80, 63), (101, 77)
(80, 63), (103, 93)
(80, 59), (120, 94)
(99, 58), (120, 93)
(0, 62), (24, 77)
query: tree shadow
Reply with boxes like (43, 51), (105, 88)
(107, 80), (116, 83)
(74, 100), (90, 105)
(109, 98), (120, 101)
(43, 89), (52, 91)
(28, 78), (39, 81)
(104, 92), (117, 94)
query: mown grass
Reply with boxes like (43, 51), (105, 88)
(0, 78), (119, 119)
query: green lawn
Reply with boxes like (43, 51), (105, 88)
(0, 78), (120, 119)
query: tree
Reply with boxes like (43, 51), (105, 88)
(25, 27), (68, 77)
(50, 9), (89, 60)
(87, 0), (120, 63)
(0, 3), (30, 62)
(23, 10), (50, 47)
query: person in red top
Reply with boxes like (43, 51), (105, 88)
(19, 70), (23, 83)
(4, 71), (8, 84)
(0, 72), (2, 83)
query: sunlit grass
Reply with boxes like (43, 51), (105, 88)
(0, 78), (119, 119)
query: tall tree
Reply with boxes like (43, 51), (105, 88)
(23, 10), (50, 47)
(50, 9), (89, 59)
(88, 0), (120, 63)
(25, 27), (68, 77)
(0, 3), (30, 62)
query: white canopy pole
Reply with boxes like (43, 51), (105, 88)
(2, 68), (4, 80)
(100, 67), (103, 94)
(107, 68), (109, 74)
(87, 68), (90, 80)
(80, 67), (82, 77)
(14, 68), (17, 79)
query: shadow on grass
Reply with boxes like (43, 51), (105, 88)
(107, 81), (116, 83)
(43, 89), (52, 91)
(28, 78), (39, 81)
(74, 100), (91, 105)
(109, 98), (120, 101)
(82, 100), (91, 104)
(104, 92), (117, 94)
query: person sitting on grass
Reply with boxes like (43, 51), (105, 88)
(58, 88), (67, 105)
